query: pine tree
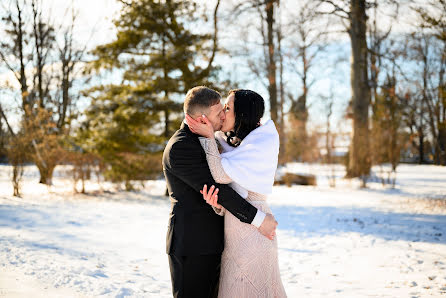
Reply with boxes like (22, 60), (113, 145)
(83, 0), (221, 188)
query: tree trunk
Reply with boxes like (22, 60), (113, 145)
(58, 65), (70, 130)
(346, 0), (371, 179)
(438, 124), (446, 165)
(12, 163), (23, 197)
(418, 131), (424, 164)
(277, 14), (286, 164)
(326, 102), (333, 164)
(15, 0), (29, 110)
(437, 42), (446, 165)
(164, 108), (170, 138)
(162, 34), (170, 138)
(36, 162), (55, 185)
(32, 0), (45, 108)
(266, 0), (278, 124)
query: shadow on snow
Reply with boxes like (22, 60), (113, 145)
(271, 205), (446, 244)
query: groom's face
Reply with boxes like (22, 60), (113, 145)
(205, 102), (226, 131)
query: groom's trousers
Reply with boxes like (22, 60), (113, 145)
(168, 253), (221, 298)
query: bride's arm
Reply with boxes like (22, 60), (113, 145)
(199, 137), (233, 184)
(186, 114), (232, 185)
(199, 137), (232, 216)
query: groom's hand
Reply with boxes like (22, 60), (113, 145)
(259, 214), (277, 240)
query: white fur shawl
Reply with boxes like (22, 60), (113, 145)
(215, 120), (279, 198)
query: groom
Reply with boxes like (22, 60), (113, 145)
(162, 86), (278, 298)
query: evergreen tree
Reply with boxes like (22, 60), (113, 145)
(83, 0), (221, 188)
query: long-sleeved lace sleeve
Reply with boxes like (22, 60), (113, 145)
(199, 137), (233, 184)
(199, 137), (232, 216)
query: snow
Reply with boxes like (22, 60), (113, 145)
(0, 163), (445, 297)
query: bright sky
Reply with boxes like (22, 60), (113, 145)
(42, 0), (123, 49)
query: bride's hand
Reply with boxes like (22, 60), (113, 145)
(185, 114), (214, 138)
(200, 184), (222, 209)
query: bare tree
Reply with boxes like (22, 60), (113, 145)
(0, 103), (27, 197)
(0, 0), (86, 185)
(56, 7), (87, 131)
(371, 72), (404, 186)
(0, 0), (30, 195)
(368, 2), (393, 111)
(0, 0), (31, 110)
(402, 86), (430, 164)
(413, 0), (446, 165)
(401, 21), (445, 165)
(319, 88), (337, 187)
(232, 0), (280, 124)
(316, 0), (375, 184)
(276, 6), (286, 163)
(31, 0), (55, 109)
(266, 0), (279, 124)
(285, 0), (328, 161)
(366, 2), (409, 184)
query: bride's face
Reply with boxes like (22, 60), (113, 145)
(221, 93), (235, 132)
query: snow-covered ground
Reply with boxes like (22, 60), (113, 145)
(0, 163), (445, 297)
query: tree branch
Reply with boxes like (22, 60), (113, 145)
(0, 104), (15, 136)
(202, 0), (220, 76)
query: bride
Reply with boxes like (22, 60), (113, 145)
(186, 89), (287, 298)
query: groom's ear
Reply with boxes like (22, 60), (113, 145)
(187, 113), (199, 122)
(198, 116), (206, 124)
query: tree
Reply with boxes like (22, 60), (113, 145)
(0, 103), (27, 197)
(286, 0), (328, 161)
(55, 8), (87, 132)
(405, 29), (441, 164)
(88, 0), (221, 135)
(317, 0), (374, 182)
(322, 92), (337, 187)
(266, 0), (279, 125)
(0, 109), (8, 162)
(79, 84), (166, 189)
(227, 0), (288, 162)
(82, 0), (222, 188)
(276, 9), (286, 163)
(230, 0), (280, 125)
(5, 133), (27, 197)
(366, 2), (410, 180)
(368, 2), (392, 113)
(401, 87), (430, 164)
(0, 0), (86, 185)
(413, 0), (446, 165)
(371, 74), (404, 186)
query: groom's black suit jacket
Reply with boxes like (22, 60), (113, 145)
(163, 123), (258, 256)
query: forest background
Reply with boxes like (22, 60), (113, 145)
(0, 0), (445, 195)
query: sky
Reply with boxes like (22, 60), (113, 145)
(43, 0), (122, 47)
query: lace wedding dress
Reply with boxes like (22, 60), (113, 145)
(199, 137), (287, 298)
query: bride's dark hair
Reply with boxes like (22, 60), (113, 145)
(226, 89), (265, 147)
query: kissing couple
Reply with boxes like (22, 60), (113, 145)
(163, 86), (287, 298)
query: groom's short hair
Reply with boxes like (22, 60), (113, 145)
(184, 86), (221, 116)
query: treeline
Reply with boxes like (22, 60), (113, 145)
(0, 0), (86, 195)
(0, 0), (444, 196)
